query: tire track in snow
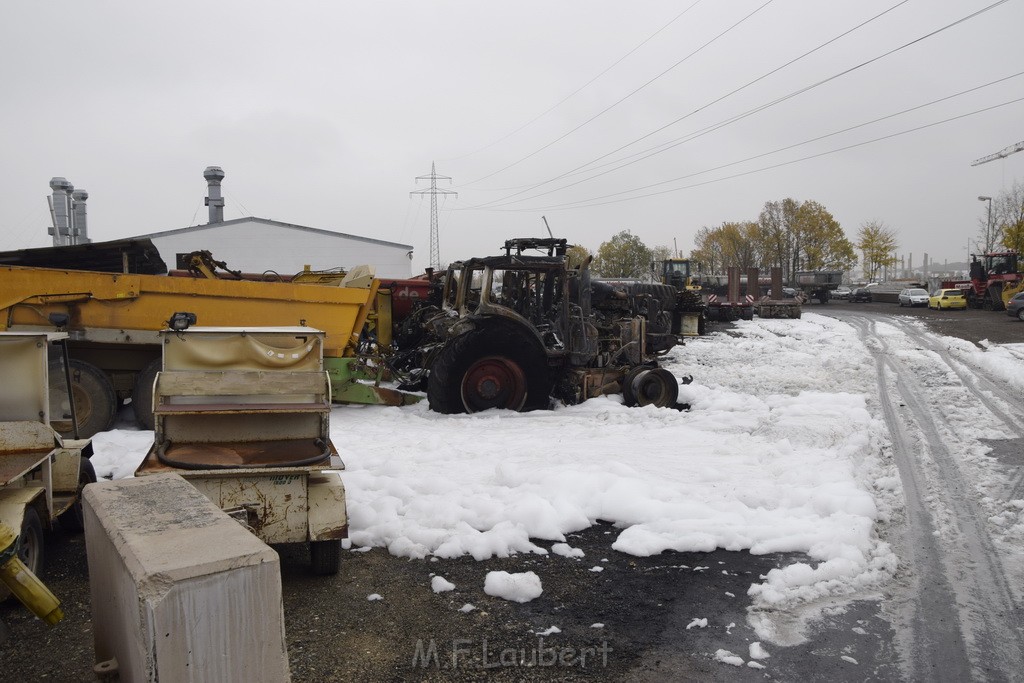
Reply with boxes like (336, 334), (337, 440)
(886, 317), (1024, 500)
(852, 316), (1024, 681)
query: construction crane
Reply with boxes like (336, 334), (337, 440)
(971, 140), (1024, 166)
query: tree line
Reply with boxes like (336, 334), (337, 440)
(579, 198), (902, 282)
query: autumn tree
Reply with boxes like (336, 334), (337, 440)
(757, 198), (800, 277)
(793, 201), (856, 271)
(996, 179), (1024, 253)
(566, 244), (593, 270)
(592, 230), (651, 278)
(690, 222), (761, 275)
(856, 220), (898, 282)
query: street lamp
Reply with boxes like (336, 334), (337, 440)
(978, 195), (992, 252)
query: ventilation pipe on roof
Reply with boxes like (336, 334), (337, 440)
(48, 177), (74, 246)
(203, 166), (225, 224)
(71, 189), (90, 244)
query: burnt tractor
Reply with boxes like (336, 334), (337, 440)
(962, 250), (1021, 311)
(422, 238), (688, 414)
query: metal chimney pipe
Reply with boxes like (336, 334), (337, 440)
(203, 166), (225, 223)
(48, 177), (74, 246)
(71, 189), (90, 244)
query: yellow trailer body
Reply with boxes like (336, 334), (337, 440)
(0, 265), (415, 437)
(0, 265), (375, 359)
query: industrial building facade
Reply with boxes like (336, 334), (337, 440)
(136, 217), (414, 279)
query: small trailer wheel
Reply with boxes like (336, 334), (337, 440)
(310, 540), (341, 576)
(19, 507), (45, 576)
(62, 458), (97, 533)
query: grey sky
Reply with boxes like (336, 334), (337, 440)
(2, 1), (1021, 274)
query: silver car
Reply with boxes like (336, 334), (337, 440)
(1007, 291), (1024, 321)
(898, 288), (929, 307)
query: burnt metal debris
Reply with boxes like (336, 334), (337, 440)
(393, 237), (692, 414)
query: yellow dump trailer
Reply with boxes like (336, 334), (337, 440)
(0, 265), (414, 437)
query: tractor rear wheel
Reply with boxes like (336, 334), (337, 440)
(428, 329), (548, 414)
(50, 359), (117, 439)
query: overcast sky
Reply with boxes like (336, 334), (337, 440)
(2, 1), (1022, 274)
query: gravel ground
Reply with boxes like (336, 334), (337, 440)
(0, 302), (1016, 682)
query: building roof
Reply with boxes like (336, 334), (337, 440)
(0, 237), (168, 274)
(134, 217), (413, 250)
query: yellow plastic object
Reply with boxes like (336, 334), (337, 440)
(0, 521), (64, 626)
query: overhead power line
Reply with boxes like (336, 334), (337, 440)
(482, 71), (1024, 211)
(461, 0), (776, 187)
(491, 96), (1024, 213)
(468, 0), (909, 208)
(465, 0), (1011, 211)
(448, 0), (705, 168)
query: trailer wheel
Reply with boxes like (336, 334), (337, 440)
(310, 540), (341, 575)
(18, 507), (45, 577)
(624, 368), (679, 408)
(51, 359), (117, 439)
(132, 358), (161, 430)
(61, 458), (97, 533)
(428, 329), (547, 414)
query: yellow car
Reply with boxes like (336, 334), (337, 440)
(928, 288), (967, 310)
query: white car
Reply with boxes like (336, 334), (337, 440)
(898, 288), (929, 307)
(833, 285), (851, 300)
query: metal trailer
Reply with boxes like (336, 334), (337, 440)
(0, 332), (95, 603)
(134, 327), (348, 575)
(793, 270), (844, 304)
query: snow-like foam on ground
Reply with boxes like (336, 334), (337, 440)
(86, 312), (1024, 646)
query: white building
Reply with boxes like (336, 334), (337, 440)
(136, 217), (413, 279)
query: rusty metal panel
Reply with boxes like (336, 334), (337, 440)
(771, 267), (784, 299)
(188, 472), (309, 544)
(727, 267), (740, 303)
(0, 335), (49, 423)
(307, 473), (347, 541)
(746, 268), (760, 299)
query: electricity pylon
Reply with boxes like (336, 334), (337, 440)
(411, 162), (456, 269)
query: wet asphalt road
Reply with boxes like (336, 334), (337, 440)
(0, 300), (1019, 681)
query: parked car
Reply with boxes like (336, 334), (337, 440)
(850, 287), (872, 303)
(1007, 291), (1024, 321)
(928, 288), (967, 310)
(833, 285), (851, 300)
(898, 288), (930, 307)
